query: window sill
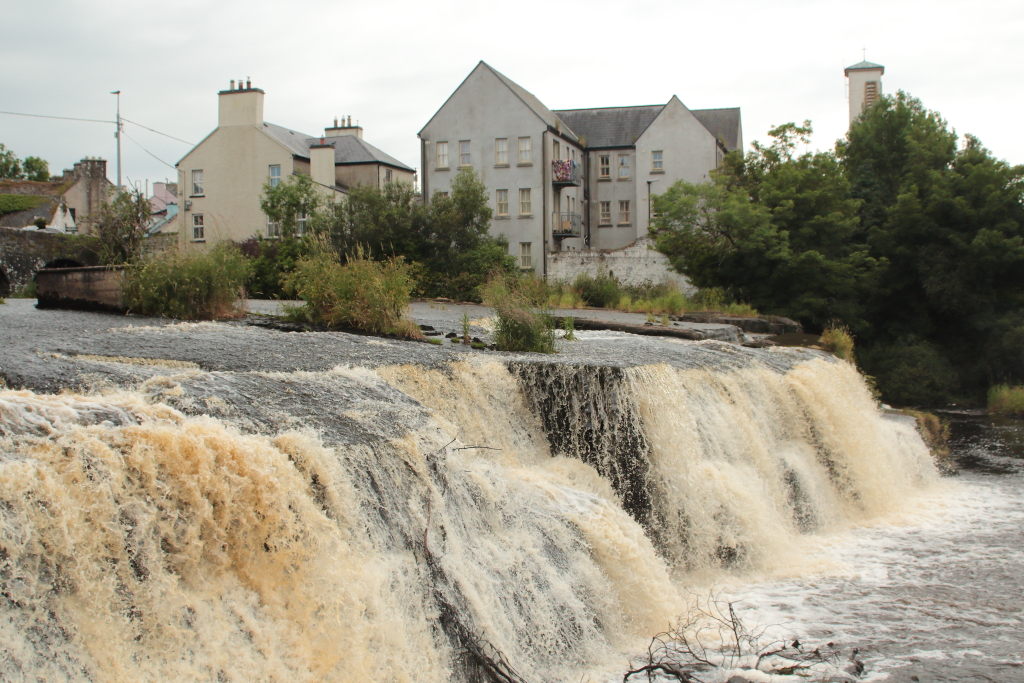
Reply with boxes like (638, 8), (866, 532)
(518, 214), (533, 219)
(598, 223), (612, 228)
(190, 194), (205, 198)
(192, 239), (206, 242)
(516, 162), (533, 167)
(494, 215), (510, 220)
(617, 177), (631, 181)
(617, 223), (632, 227)
(435, 167), (450, 171)
(494, 164), (510, 168)
(458, 164), (473, 169)
(650, 169), (665, 174)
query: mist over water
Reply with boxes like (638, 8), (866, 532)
(0, 350), (946, 682)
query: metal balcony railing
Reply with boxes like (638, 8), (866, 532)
(551, 159), (582, 186)
(552, 211), (582, 238)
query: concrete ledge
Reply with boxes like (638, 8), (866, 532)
(36, 265), (126, 314)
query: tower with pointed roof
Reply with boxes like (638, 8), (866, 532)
(845, 60), (884, 125)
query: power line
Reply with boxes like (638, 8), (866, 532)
(120, 130), (177, 171)
(0, 110), (115, 124)
(121, 117), (194, 146)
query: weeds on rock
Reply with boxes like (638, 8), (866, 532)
(989, 384), (1024, 417)
(820, 321), (855, 363)
(483, 273), (555, 353)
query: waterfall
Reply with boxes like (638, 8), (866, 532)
(0, 350), (939, 682)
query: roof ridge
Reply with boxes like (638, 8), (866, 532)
(554, 104), (665, 112)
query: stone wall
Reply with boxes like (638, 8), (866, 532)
(547, 237), (695, 293)
(0, 227), (100, 295)
(36, 266), (125, 313)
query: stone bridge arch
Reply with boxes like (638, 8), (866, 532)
(0, 265), (9, 297)
(0, 227), (100, 293)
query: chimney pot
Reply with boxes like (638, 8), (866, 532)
(246, 77), (251, 89)
(348, 115), (352, 127)
(230, 79), (235, 90)
(334, 117), (338, 128)
(320, 137), (325, 145)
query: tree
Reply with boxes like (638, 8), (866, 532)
(84, 187), (152, 264)
(22, 157), (49, 182)
(260, 173), (323, 239)
(0, 144), (23, 179)
(651, 122), (877, 331)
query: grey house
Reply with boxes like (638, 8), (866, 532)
(419, 62), (742, 274)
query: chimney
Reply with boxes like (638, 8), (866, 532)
(309, 140), (336, 192)
(324, 114), (363, 140)
(218, 79), (265, 127)
(230, 79), (235, 91)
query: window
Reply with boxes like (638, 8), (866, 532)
(599, 201), (611, 225)
(552, 141), (560, 161)
(519, 188), (532, 215)
(459, 140), (471, 166)
(599, 155), (610, 179)
(652, 150), (663, 171)
(435, 191), (449, 199)
(267, 217), (280, 238)
(495, 138), (508, 165)
(618, 155), (630, 179)
(618, 200), (630, 225)
(191, 169), (204, 195)
(269, 165), (281, 187)
(520, 242), (532, 269)
(192, 213), (205, 240)
(297, 213), (307, 236)
(436, 141), (449, 168)
(385, 168), (393, 182)
(518, 137), (532, 164)
(496, 189), (509, 216)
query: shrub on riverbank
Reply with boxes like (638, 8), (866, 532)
(821, 322), (855, 362)
(482, 273), (555, 353)
(122, 244), (251, 320)
(988, 385), (1024, 416)
(284, 247), (420, 338)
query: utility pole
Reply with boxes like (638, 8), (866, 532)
(111, 90), (122, 188)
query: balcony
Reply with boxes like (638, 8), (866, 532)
(552, 211), (582, 238)
(551, 159), (582, 186)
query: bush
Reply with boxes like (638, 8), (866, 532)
(123, 243), (251, 320)
(988, 385), (1024, 417)
(482, 273), (556, 353)
(284, 247), (420, 337)
(9, 281), (37, 299)
(236, 235), (308, 299)
(574, 271), (621, 308)
(820, 322), (855, 362)
(861, 339), (958, 406)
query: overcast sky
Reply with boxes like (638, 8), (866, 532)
(3, 0), (1022, 190)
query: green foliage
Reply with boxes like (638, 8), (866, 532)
(260, 173), (322, 239)
(820, 322), (855, 362)
(84, 187), (152, 265)
(22, 157), (49, 182)
(236, 235), (309, 299)
(482, 273), (556, 353)
(988, 385), (1024, 416)
(9, 281), (37, 299)
(0, 194), (47, 217)
(561, 316), (577, 341)
(460, 311), (471, 343)
(314, 168), (515, 301)
(284, 244), (419, 337)
(0, 144), (49, 181)
(860, 338), (958, 406)
(122, 243), (251, 320)
(573, 270), (621, 308)
(652, 94), (1024, 404)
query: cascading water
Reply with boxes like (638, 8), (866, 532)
(0, 347), (940, 682)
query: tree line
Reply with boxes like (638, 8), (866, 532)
(651, 92), (1024, 405)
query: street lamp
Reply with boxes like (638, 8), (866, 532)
(647, 179), (659, 229)
(110, 90), (122, 188)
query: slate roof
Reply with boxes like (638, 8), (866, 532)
(690, 108), (743, 151)
(261, 122), (414, 171)
(845, 60), (884, 73)
(554, 105), (664, 148)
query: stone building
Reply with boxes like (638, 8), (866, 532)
(176, 80), (416, 246)
(419, 62), (742, 275)
(0, 158), (112, 233)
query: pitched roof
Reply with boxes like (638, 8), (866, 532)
(553, 105), (665, 148)
(845, 60), (884, 74)
(691, 108), (743, 151)
(480, 62), (578, 141)
(261, 122), (414, 171)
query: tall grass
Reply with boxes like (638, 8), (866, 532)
(482, 273), (556, 353)
(820, 321), (856, 363)
(988, 384), (1024, 417)
(284, 247), (421, 338)
(122, 243), (251, 320)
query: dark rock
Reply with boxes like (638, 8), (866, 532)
(418, 324), (435, 331)
(445, 332), (458, 338)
